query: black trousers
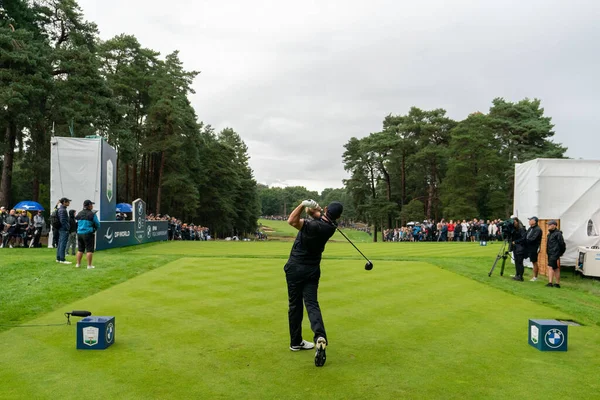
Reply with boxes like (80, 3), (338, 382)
(514, 253), (525, 277)
(284, 262), (326, 346)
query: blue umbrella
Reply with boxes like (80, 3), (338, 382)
(13, 201), (45, 211)
(116, 203), (133, 213)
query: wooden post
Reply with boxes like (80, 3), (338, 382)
(537, 219), (561, 276)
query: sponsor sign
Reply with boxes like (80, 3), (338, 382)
(96, 220), (168, 251)
(133, 199), (147, 243)
(100, 141), (117, 221)
(83, 326), (99, 346)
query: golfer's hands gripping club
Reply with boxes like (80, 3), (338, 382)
(301, 199), (319, 210)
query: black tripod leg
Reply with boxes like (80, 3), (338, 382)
(489, 256), (500, 277)
(500, 254), (507, 276)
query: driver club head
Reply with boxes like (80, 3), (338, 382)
(365, 261), (373, 271)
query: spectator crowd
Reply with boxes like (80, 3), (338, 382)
(383, 219), (507, 243)
(145, 214), (211, 241)
(0, 207), (45, 248)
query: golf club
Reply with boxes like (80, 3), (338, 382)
(335, 227), (373, 270)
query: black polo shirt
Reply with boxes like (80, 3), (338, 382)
(288, 218), (337, 266)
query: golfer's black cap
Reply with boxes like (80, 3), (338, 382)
(548, 220), (558, 226)
(326, 201), (343, 221)
(59, 197), (71, 203)
(83, 200), (95, 207)
(528, 216), (539, 223)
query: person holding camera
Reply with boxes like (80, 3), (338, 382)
(75, 200), (100, 269)
(526, 217), (543, 281)
(546, 220), (566, 288)
(511, 218), (528, 281)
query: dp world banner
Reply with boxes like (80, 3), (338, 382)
(100, 140), (117, 222)
(96, 220), (168, 251)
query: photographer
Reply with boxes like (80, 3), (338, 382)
(526, 217), (543, 281)
(510, 218), (527, 281)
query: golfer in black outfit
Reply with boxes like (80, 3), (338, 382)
(285, 199), (343, 367)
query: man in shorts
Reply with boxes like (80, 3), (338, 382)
(546, 220), (566, 288)
(526, 217), (542, 281)
(75, 200), (100, 269)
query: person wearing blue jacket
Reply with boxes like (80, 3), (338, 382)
(75, 200), (101, 269)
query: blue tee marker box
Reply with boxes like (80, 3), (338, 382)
(77, 316), (115, 350)
(528, 319), (567, 351)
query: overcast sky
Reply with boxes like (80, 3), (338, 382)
(81, 0), (600, 193)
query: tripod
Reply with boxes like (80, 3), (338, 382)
(488, 240), (512, 277)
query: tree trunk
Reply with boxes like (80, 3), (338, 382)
(0, 124), (17, 207)
(32, 177), (39, 202)
(427, 182), (434, 219)
(125, 163), (130, 202)
(401, 149), (406, 206)
(133, 157), (138, 200)
(382, 167), (392, 229)
(156, 151), (166, 215)
(373, 222), (378, 243)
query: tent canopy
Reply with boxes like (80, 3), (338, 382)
(514, 158), (600, 265)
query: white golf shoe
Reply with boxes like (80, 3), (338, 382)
(290, 340), (314, 351)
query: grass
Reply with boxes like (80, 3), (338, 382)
(1, 241), (600, 399)
(0, 245), (179, 331)
(258, 218), (373, 242)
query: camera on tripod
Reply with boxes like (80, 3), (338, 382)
(500, 218), (515, 239)
(488, 217), (516, 277)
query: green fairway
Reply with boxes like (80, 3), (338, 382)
(1, 242), (600, 399)
(258, 218), (373, 242)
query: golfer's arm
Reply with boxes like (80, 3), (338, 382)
(287, 203), (305, 231)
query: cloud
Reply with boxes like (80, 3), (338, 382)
(82, 0), (600, 192)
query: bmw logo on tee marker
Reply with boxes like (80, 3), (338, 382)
(544, 328), (564, 348)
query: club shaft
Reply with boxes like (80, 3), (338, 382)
(336, 228), (370, 262)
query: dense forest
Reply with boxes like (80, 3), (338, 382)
(0, 0), (258, 236)
(258, 99), (566, 241)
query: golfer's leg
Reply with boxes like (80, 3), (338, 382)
(286, 275), (304, 346)
(303, 276), (326, 343)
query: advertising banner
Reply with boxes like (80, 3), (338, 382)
(100, 140), (117, 221)
(95, 220), (168, 251)
(132, 198), (147, 243)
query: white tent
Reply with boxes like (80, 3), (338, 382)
(49, 137), (117, 246)
(514, 158), (600, 266)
